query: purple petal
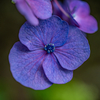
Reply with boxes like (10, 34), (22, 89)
(27, 0), (52, 19)
(43, 54), (73, 84)
(54, 26), (90, 70)
(19, 16), (69, 50)
(67, 0), (81, 3)
(19, 22), (45, 51)
(52, 1), (62, 18)
(52, 0), (79, 27)
(70, 1), (90, 17)
(16, 0), (39, 25)
(74, 15), (98, 33)
(39, 15), (69, 47)
(69, 1), (98, 33)
(67, 13), (80, 27)
(61, 1), (80, 27)
(9, 42), (52, 90)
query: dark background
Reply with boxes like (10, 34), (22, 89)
(0, 0), (100, 100)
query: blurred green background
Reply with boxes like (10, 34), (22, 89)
(0, 0), (100, 100)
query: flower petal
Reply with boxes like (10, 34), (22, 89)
(9, 42), (52, 90)
(39, 15), (69, 47)
(67, 0), (81, 4)
(43, 54), (73, 84)
(19, 16), (69, 50)
(27, 0), (52, 19)
(74, 15), (98, 33)
(70, 1), (90, 17)
(52, 1), (62, 18)
(16, 0), (39, 25)
(19, 22), (45, 51)
(54, 26), (90, 70)
(67, 13), (80, 27)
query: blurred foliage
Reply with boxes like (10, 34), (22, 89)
(27, 79), (98, 100)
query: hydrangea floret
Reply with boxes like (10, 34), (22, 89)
(52, 0), (98, 33)
(12, 0), (52, 26)
(9, 16), (90, 90)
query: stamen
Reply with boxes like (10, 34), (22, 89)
(44, 43), (55, 53)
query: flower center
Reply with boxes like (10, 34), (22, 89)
(44, 43), (55, 53)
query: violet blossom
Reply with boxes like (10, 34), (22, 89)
(52, 0), (98, 33)
(9, 16), (90, 90)
(12, 0), (52, 26)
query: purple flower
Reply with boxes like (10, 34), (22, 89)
(67, 0), (81, 3)
(52, 0), (98, 33)
(13, 0), (52, 26)
(69, 1), (98, 33)
(9, 15), (90, 90)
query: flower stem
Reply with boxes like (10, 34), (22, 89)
(54, 0), (70, 18)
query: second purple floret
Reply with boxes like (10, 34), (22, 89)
(9, 15), (90, 90)
(52, 0), (98, 33)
